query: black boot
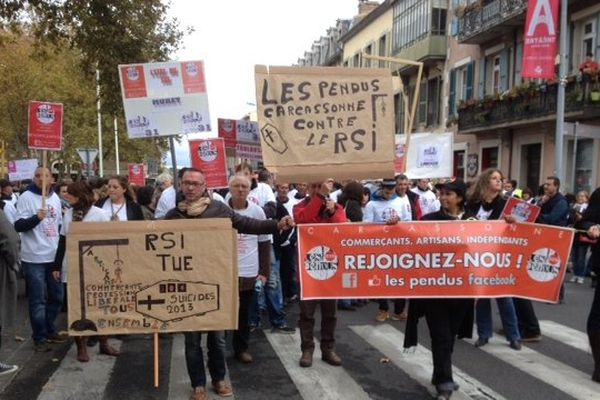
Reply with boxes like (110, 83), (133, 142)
(588, 329), (600, 382)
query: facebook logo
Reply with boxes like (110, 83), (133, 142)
(342, 273), (358, 288)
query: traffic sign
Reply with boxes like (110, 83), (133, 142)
(77, 148), (99, 177)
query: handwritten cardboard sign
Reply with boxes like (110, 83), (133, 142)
(298, 221), (573, 303)
(501, 197), (541, 223)
(255, 66), (395, 182)
(67, 219), (238, 335)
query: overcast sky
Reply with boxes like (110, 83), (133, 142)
(165, 0), (359, 166)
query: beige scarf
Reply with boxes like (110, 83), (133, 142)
(177, 197), (211, 217)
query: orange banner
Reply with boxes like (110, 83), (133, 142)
(298, 221), (574, 302)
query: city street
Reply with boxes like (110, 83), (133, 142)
(0, 277), (597, 400)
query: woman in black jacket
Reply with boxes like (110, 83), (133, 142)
(96, 175), (144, 221)
(578, 187), (600, 382)
(419, 180), (475, 400)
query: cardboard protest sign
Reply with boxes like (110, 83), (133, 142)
(395, 132), (453, 179)
(189, 138), (228, 189)
(255, 66), (395, 182)
(128, 163), (146, 187)
(67, 219), (238, 336)
(502, 197), (541, 223)
(28, 101), (63, 150)
(8, 159), (38, 181)
(298, 221), (573, 302)
(118, 61), (211, 138)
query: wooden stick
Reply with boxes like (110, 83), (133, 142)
(41, 150), (47, 209)
(154, 332), (159, 388)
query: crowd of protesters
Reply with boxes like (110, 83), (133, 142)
(1, 164), (600, 400)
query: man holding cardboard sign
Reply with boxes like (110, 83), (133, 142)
(165, 167), (293, 400)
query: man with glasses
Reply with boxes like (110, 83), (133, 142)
(165, 167), (293, 400)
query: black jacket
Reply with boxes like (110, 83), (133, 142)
(404, 208), (475, 348)
(465, 194), (507, 221)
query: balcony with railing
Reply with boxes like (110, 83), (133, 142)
(457, 80), (600, 133)
(457, 0), (527, 44)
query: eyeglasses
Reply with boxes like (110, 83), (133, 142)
(181, 181), (205, 188)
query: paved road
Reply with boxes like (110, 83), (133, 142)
(0, 278), (597, 400)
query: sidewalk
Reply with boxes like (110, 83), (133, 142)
(0, 277), (69, 395)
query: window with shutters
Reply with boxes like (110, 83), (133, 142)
(581, 19), (596, 62)
(492, 55), (501, 94)
(449, 61), (474, 116)
(418, 81), (428, 124)
(364, 44), (373, 67)
(427, 76), (441, 127)
(378, 34), (388, 68)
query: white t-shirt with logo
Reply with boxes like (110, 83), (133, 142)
(16, 190), (63, 263)
(232, 202), (270, 278)
(363, 196), (412, 223)
(412, 187), (441, 215)
(60, 206), (110, 282)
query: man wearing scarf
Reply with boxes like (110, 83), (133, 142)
(165, 167), (293, 400)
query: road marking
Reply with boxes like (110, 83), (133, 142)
(351, 324), (507, 400)
(465, 334), (597, 400)
(37, 339), (122, 400)
(539, 320), (590, 354)
(264, 329), (371, 400)
(168, 334), (190, 400)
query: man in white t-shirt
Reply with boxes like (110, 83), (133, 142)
(363, 178), (411, 322)
(228, 175), (272, 364)
(14, 167), (64, 352)
(154, 172), (175, 219)
(363, 179), (412, 224)
(411, 178), (440, 216)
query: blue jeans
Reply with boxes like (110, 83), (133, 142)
(184, 331), (226, 388)
(573, 241), (591, 278)
(249, 248), (287, 328)
(476, 297), (521, 342)
(22, 261), (64, 344)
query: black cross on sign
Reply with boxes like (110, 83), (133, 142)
(138, 295), (165, 310)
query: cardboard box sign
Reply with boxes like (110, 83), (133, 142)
(255, 65), (396, 182)
(67, 219), (238, 336)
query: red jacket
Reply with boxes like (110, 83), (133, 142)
(293, 195), (347, 224)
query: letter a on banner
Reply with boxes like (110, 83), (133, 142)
(522, 0), (559, 79)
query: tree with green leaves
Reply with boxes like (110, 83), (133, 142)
(0, 1), (188, 176)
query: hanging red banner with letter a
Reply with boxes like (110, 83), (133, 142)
(522, 0), (559, 79)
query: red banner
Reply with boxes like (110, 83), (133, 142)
(189, 138), (228, 189)
(298, 221), (573, 302)
(522, 0), (559, 79)
(28, 101), (63, 151)
(128, 163), (146, 187)
(502, 197), (541, 223)
(217, 118), (238, 149)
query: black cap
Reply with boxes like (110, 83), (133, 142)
(435, 180), (467, 198)
(380, 178), (396, 187)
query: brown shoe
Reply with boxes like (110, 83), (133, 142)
(236, 351), (253, 363)
(212, 380), (233, 397)
(299, 351), (313, 368)
(99, 336), (120, 357)
(190, 386), (208, 400)
(322, 350), (342, 366)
